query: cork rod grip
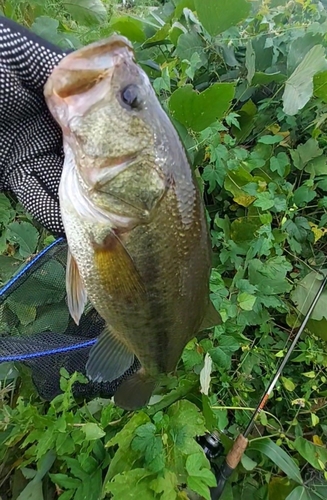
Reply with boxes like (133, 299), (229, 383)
(226, 434), (249, 469)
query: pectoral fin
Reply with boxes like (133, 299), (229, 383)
(199, 301), (222, 331)
(93, 231), (146, 301)
(66, 249), (87, 325)
(86, 328), (134, 383)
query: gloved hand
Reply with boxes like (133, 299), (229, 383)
(0, 16), (66, 236)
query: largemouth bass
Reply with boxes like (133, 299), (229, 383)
(44, 35), (220, 410)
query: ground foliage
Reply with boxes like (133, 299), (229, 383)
(1, 0), (327, 499)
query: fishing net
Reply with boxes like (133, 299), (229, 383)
(0, 238), (139, 400)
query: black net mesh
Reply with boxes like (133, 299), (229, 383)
(0, 238), (139, 400)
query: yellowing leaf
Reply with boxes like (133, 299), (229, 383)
(313, 435), (324, 446)
(281, 376), (296, 392)
(311, 414), (320, 427)
(309, 222), (327, 242)
(233, 194), (255, 207)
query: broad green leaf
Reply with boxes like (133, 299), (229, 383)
(6, 300), (36, 326)
(31, 16), (59, 44)
(287, 33), (324, 74)
(6, 221), (39, 259)
(290, 138), (322, 170)
(285, 486), (314, 500)
(245, 40), (255, 84)
(194, 0), (250, 36)
(109, 15), (146, 42)
(18, 451), (56, 500)
(283, 45), (327, 116)
(238, 292), (256, 311)
(281, 377), (296, 392)
(252, 72), (286, 85)
(293, 436), (327, 470)
(186, 453), (216, 500)
(258, 135), (284, 145)
(150, 470), (178, 499)
(105, 469), (154, 499)
(175, 32), (207, 67)
(248, 257), (292, 294)
(131, 422), (165, 472)
(82, 423), (106, 440)
(169, 83), (235, 132)
(210, 336), (240, 370)
(249, 438), (302, 484)
(293, 185), (316, 207)
(63, 0), (107, 26)
(49, 473), (81, 490)
(314, 70), (327, 102)
(0, 193), (13, 226)
(291, 271), (327, 321)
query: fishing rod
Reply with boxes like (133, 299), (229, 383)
(198, 273), (327, 500)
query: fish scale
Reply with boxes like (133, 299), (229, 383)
(44, 34), (220, 410)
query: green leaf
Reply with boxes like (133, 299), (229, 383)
(238, 292), (256, 311)
(82, 423), (105, 440)
(6, 222), (39, 259)
(281, 376), (296, 392)
(105, 469), (154, 499)
(0, 193), (13, 226)
(285, 486), (311, 500)
(283, 45), (327, 116)
(290, 138), (322, 170)
(63, 0), (107, 26)
(248, 257), (292, 294)
(249, 438), (302, 484)
(109, 15), (146, 43)
(6, 300), (36, 326)
(288, 33), (324, 74)
(31, 16), (59, 44)
(175, 32), (207, 66)
(210, 336), (240, 370)
(169, 83), (235, 132)
(258, 135), (284, 145)
(186, 453), (216, 500)
(150, 470), (178, 499)
(194, 0), (250, 36)
(49, 473), (81, 490)
(293, 185), (316, 206)
(314, 70), (327, 102)
(253, 191), (275, 210)
(291, 271), (327, 321)
(293, 436), (327, 470)
(131, 423), (165, 473)
(245, 41), (255, 84)
(270, 152), (290, 177)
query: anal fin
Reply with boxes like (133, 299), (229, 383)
(86, 328), (134, 383)
(114, 371), (156, 411)
(66, 248), (87, 325)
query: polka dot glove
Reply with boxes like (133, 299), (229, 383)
(0, 16), (68, 236)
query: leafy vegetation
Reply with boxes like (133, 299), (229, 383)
(1, 0), (327, 499)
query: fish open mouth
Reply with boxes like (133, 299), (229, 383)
(44, 35), (135, 128)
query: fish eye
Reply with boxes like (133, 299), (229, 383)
(121, 84), (141, 110)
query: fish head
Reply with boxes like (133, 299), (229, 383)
(44, 35), (183, 219)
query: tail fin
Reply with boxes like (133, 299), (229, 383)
(114, 371), (156, 410)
